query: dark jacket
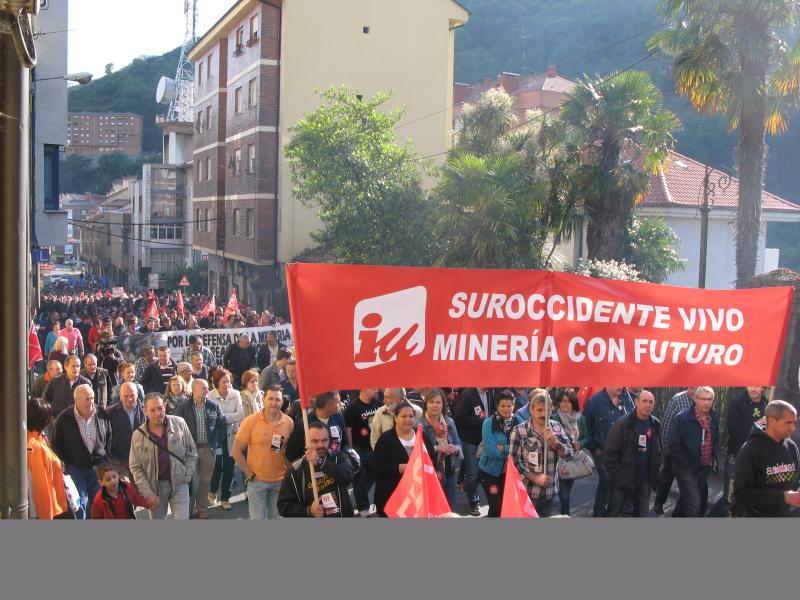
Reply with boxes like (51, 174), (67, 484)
(51, 406), (112, 470)
(668, 407), (719, 474)
(81, 367), (110, 409)
(178, 397), (227, 450)
(453, 388), (496, 445)
(603, 412), (663, 494)
(256, 342), (285, 371)
(726, 390), (768, 457)
(43, 374), (92, 416)
(285, 410), (348, 462)
(277, 451), (354, 518)
(140, 359), (178, 395)
(732, 425), (800, 517)
(373, 429), (437, 516)
(103, 401), (146, 460)
(583, 389), (635, 453)
(222, 343), (256, 384)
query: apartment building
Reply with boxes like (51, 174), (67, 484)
(66, 112), (144, 157)
(188, 0), (469, 308)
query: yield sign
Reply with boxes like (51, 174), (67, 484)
(178, 275), (190, 287)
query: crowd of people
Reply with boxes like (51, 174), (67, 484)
(25, 287), (800, 520)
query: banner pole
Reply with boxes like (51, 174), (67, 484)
(285, 264), (319, 504)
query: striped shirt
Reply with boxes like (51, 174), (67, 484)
(74, 407), (97, 453)
(509, 419), (574, 500)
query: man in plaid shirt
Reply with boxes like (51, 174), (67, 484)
(510, 390), (574, 517)
(654, 387), (696, 514)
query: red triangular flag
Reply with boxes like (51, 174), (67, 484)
(79, 292), (86, 301)
(148, 289), (155, 300)
(176, 291), (186, 317)
(198, 295), (216, 318)
(501, 455), (539, 518)
(223, 288), (238, 321)
(28, 322), (43, 369)
(577, 387), (594, 411)
(384, 426), (452, 518)
(104, 290), (112, 299)
(145, 298), (160, 321)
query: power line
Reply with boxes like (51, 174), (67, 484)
(70, 222), (197, 249)
(68, 216), (218, 227)
(396, 24), (664, 131)
(417, 49), (659, 162)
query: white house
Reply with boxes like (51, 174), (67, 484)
(637, 151), (800, 289)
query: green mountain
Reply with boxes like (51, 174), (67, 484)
(67, 47), (181, 154)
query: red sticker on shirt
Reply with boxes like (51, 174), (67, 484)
(479, 410), (486, 419)
(647, 428), (653, 438)
(360, 428), (369, 437)
(489, 485), (499, 495)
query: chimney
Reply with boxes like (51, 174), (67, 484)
(547, 65), (557, 78)
(499, 72), (521, 94)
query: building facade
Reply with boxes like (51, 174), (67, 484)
(188, 0), (469, 308)
(66, 112), (144, 157)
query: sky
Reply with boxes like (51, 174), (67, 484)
(67, 0), (230, 80)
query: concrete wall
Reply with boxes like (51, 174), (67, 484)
(277, 0), (468, 262)
(33, 0), (69, 247)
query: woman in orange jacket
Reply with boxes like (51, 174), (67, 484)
(27, 397), (70, 519)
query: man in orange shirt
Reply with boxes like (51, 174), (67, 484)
(232, 384), (294, 519)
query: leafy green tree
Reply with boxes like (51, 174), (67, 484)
(433, 88), (581, 269)
(59, 154), (97, 194)
(163, 263), (208, 293)
(622, 215), (685, 282)
(649, 0), (800, 287)
(284, 87), (433, 266)
(560, 69), (679, 261)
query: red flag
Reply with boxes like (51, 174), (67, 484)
(104, 290), (112, 300)
(176, 291), (186, 317)
(145, 298), (160, 321)
(198, 295), (216, 318)
(384, 426), (451, 518)
(500, 455), (538, 518)
(577, 387), (594, 411)
(28, 322), (43, 369)
(223, 288), (239, 321)
(148, 289), (155, 300)
(79, 292), (86, 301)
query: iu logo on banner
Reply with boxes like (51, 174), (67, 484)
(353, 286), (427, 369)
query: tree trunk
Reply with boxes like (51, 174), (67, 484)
(735, 76), (767, 288)
(586, 189), (630, 261)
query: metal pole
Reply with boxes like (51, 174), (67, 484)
(698, 165), (711, 289)
(0, 33), (31, 519)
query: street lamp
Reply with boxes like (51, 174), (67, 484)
(698, 164), (732, 289)
(34, 71), (93, 84)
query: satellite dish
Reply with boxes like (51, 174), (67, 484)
(156, 76), (177, 105)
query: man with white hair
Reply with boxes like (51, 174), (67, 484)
(51, 384), (111, 518)
(669, 386), (719, 517)
(104, 381), (145, 482)
(369, 388), (422, 449)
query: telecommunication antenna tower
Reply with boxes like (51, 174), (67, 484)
(156, 0), (197, 122)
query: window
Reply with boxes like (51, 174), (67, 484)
(198, 60), (203, 85)
(206, 105), (213, 130)
(151, 227), (158, 239)
(234, 147), (242, 175)
(233, 208), (241, 235)
(363, 26), (370, 34)
(196, 209), (202, 231)
(197, 159), (202, 181)
(205, 157), (211, 181)
(250, 15), (258, 39)
(247, 144), (256, 173)
(234, 87), (243, 114)
(176, 227), (183, 240)
(43, 144), (60, 211)
(235, 27), (244, 49)
(207, 53), (212, 79)
(248, 78), (257, 109)
(246, 209), (255, 238)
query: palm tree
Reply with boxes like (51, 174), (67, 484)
(560, 70), (679, 261)
(649, 0), (800, 287)
(433, 88), (580, 269)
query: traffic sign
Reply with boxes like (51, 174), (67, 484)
(178, 275), (190, 286)
(201, 254), (208, 261)
(148, 273), (160, 289)
(39, 263), (54, 273)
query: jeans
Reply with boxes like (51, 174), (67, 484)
(210, 445), (235, 501)
(247, 480), (281, 519)
(532, 497), (559, 517)
(608, 482), (651, 517)
(353, 446), (375, 512)
(593, 452), (610, 517)
(674, 466), (709, 517)
(151, 480), (191, 519)
(707, 455), (735, 517)
(65, 463), (99, 520)
(558, 477), (575, 516)
(190, 445), (216, 515)
(442, 473), (457, 510)
(461, 442), (480, 506)
(478, 470), (505, 518)
(654, 453), (675, 507)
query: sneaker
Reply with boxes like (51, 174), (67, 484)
(359, 509), (371, 518)
(221, 501), (231, 511)
(208, 492), (217, 505)
(653, 502), (664, 515)
(469, 504), (481, 517)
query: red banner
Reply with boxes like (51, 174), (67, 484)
(223, 288), (239, 322)
(286, 264), (794, 396)
(501, 455), (538, 518)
